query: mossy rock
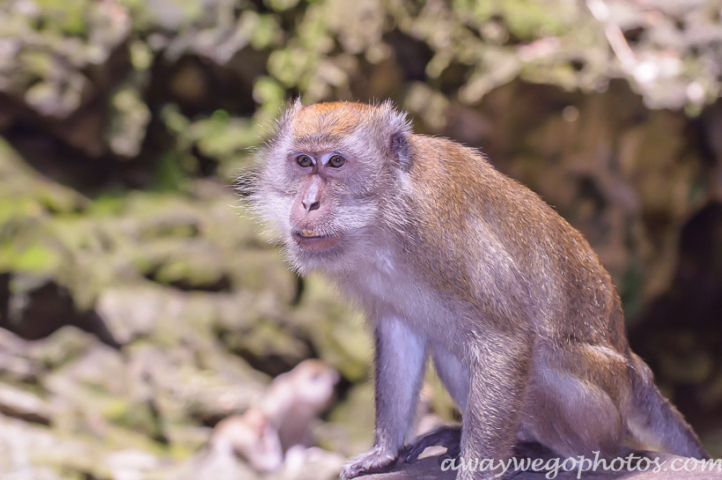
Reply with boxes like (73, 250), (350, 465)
(291, 275), (372, 383)
(29, 326), (100, 370)
(324, 382), (375, 457)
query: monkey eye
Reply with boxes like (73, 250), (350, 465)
(328, 154), (346, 168)
(296, 155), (313, 168)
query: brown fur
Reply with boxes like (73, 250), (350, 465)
(249, 101), (707, 480)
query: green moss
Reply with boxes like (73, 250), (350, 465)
(107, 85), (151, 158)
(620, 264), (644, 322)
(35, 0), (90, 35)
(102, 398), (165, 440)
(153, 152), (190, 192)
(264, 0), (301, 12)
(223, 319), (310, 364)
(0, 241), (62, 274)
(193, 111), (258, 159)
(248, 12), (284, 49)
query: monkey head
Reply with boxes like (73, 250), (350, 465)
(289, 359), (340, 412)
(250, 101), (413, 274)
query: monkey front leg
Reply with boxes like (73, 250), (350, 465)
(458, 339), (531, 480)
(340, 316), (427, 480)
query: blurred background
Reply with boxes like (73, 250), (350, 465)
(0, 0), (721, 478)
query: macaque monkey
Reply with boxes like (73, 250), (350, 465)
(247, 101), (707, 479)
(210, 359), (339, 471)
(263, 358), (340, 452)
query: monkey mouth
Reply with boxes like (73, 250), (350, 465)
(297, 229), (323, 238)
(292, 229), (342, 252)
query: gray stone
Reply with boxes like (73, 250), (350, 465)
(0, 384), (53, 425)
(96, 286), (165, 345)
(0, 329), (41, 381)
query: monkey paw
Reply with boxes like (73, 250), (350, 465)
(340, 445), (400, 479)
(404, 425), (461, 464)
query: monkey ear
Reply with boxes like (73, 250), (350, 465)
(381, 101), (413, 171)
(390, 130), (411, 170)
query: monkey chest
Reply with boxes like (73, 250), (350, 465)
(341, 253), (459, 344)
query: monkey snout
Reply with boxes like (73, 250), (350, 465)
(291, 192), (329, 226)
(289, 191), (343, 252)
(298, 175), (324, 213)
(289, 204), (343, 252)
(302, 198), (320, 212)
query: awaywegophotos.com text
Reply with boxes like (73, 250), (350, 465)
(439, 452), (722, 479)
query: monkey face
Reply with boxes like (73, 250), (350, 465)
(266, 146), (381, 272)
(251, 101), (412, 274)
(287, 151), (352, 253)
(291, 359), (340, 411)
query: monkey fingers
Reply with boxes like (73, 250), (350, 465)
(404, 425), (462, 464)
(340, 445), (402, 480)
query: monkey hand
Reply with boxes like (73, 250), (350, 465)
(340, 444), (401, 479)
(404, 425), (461, 464)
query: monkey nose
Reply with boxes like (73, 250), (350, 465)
(302, 199), (320, 212)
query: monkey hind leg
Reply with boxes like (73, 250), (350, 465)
(523, 368), (626, 459)
(625, 353), (708, 459)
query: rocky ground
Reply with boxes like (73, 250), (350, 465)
(0, 145), (374, 479)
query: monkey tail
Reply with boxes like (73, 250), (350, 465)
(626, 353), (708, 460)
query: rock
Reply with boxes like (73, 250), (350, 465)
(0, 467), (66, 480)
(105, 449), (162, 480)
(219, 318), (311, 377)
(0, 0), (133, 156)
(0, 384), (53, 425)
(107, 85), (151, 158)
(0, 415), (57, 475)
(323, 383), (374, 457)
(28, 326), (99, 369)
(0, 328), (41, 381)
(0, 414), (111, 479)
(280, 446), (347, 480)
(137, 240), (233, 292)
(126, 343), (267, 429)
(44, 342), (128, 398)
(169, 448), (261, 480)
(0, 274), (87, 341)
(290, 275), (372, 383)
(96, 286), (167, 345)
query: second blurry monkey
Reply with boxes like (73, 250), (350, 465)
(210, 359), (339, 472)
